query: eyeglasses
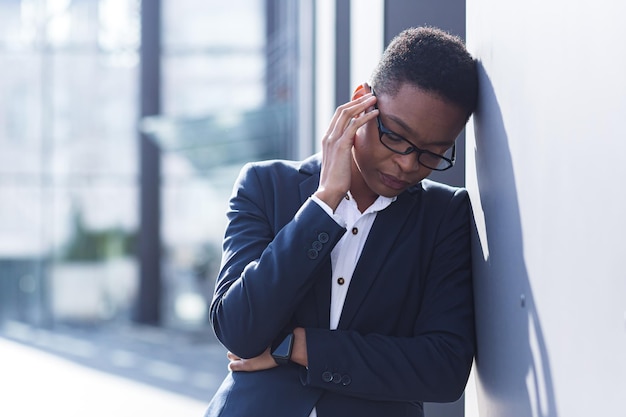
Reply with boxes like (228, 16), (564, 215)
(371, 88), (456, 171)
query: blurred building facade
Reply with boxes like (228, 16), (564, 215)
(0, 0), (293, 328)
(0, 0), (142, 326)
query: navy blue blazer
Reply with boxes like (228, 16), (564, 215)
(205, 154), (475, 417)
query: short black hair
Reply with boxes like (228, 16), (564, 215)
(370, 27), (478, 119)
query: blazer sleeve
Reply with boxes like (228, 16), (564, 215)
(210, 162), (345, 359)
(302, 188), (475, 403)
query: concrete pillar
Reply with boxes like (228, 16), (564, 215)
(466, 1), (626, 416)
(136, 0), (162, 325)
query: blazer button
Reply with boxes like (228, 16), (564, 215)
(322, 371), (333, 383)
(312, 240), (323, 251)
(318, 232), (329, 243)
(332, 373), (342, 384)
(307, 249), (319, 260)
(341, 375), (352, 386)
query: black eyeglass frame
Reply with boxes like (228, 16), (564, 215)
(371, 88), (456, 171)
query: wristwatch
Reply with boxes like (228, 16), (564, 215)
(271, 332), (294, 365)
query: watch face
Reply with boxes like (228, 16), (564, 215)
(272, 333), (293, 360)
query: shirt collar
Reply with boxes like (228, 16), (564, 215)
(345, 191), (397, 215)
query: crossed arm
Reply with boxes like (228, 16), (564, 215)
(227, 327), (307, 372)
(214, 93), (379, 370)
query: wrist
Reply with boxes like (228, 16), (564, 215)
(314, 189), (345, 212)
(270, 333), (294, 365)
(291, 327), (308, 367)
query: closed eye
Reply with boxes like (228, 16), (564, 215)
(386, 132), (407, 144)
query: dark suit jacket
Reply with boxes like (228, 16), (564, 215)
(205, 154), (475, 417)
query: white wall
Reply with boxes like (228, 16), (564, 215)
(465, 1), (626, 416)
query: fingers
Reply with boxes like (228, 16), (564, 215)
(325, 94), (378, 141)
(316, 94), (378, 210)
(228, 360), (242, 372)
(227, 348), (278, 372)
(227, 351), (239, 371)
(228, 357), (275, 372)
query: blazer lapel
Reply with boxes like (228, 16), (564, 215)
(337, 191), (419, 329)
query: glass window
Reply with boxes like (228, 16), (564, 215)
(150, 0), (300, 328)
(0, 0), (304, 331)
(0, 0), (140, 326)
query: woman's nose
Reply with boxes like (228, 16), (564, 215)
(393, 151), (420, 172)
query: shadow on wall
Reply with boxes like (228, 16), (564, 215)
(470, 63), (558, 417)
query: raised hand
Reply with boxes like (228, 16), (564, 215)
(314, 92), (378, 211)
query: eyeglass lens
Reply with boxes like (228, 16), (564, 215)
(379, 133), (453, 170)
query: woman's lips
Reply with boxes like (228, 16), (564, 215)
(380, 173), (409, 190)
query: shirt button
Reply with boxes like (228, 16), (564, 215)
(351, 227), (358, 235)
(337, 277), (345, 285)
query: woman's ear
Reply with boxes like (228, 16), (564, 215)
(351, 83), (371, 100)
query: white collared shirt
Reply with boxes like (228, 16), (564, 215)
(308, 192), (395, 416)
